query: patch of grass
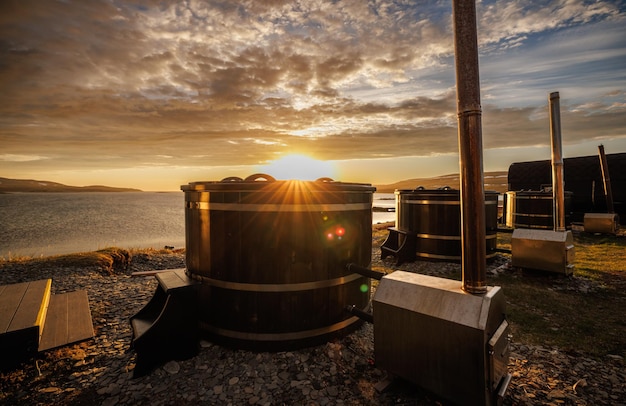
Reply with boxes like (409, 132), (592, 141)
(494, 230), (626, 358)
(0, 253), (35, 262)
(1, 247), (132, 275)
(128, 246), (185, 255)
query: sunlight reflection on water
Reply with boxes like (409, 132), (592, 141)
(0, 192), (395, 257)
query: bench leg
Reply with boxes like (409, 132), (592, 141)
(395, 234), (417, 265)
(381, 229), (416, 265)
(130, 286), (199, 377)
(381, 229), (399, 260)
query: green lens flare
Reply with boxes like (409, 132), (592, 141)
(360, 284), (369, 293)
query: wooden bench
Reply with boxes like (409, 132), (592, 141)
(39, 290), (94, 351)
(130, 268), (200, 377)
(380, 227), (417, 265)
(0, 279), (93, 369)
(0, 279), (51, 367)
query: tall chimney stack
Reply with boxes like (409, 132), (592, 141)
(549, 92), (566, 232)
(453, 0), (486, 294)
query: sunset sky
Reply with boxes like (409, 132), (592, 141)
(1, 0), (625, 191)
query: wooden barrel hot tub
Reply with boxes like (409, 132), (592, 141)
(394, 187), (499, 261)
(504, 190), (573, 229)
(181, 174), (375, 350)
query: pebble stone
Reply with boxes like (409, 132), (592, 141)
(0, 243), (624, 405)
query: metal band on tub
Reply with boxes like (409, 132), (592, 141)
(186, 202), (372, 211)
(188, 272), (364, 292)
(199, 316), (361, 342)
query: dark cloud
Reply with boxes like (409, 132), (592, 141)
(0, 0), (624, 183)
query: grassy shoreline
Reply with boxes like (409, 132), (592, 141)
(0, 246), (181, 266)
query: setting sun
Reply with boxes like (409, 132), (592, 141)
(258, 154), (336, 181)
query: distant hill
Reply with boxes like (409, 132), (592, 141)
(375, 171), (508, 193)
(0, 177), (142, 193)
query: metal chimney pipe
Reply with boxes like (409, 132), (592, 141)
(549, 92), (566, 232)
(598, 144), (615, 213)
(453, 0), (486, 294)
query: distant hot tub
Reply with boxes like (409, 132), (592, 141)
(181, 175), (375, 350)
(505, 190), (573, 229)
(395, 187), (499, 261)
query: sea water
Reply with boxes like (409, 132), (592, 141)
(0, 192), (396, 258)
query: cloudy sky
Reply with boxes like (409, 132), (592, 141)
(1, 0), (625, 191)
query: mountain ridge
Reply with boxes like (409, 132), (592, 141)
(0, 177), (142, 193)
(374, 171), (508, 193)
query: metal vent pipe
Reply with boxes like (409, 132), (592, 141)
(548, 92), (566, 232)
(598, 144), (615, 213)
(453, 0), (486, 294)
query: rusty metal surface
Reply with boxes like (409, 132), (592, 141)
(453, 0), (486, 294)
(511, 228), (575, 274)
(373, 271), (509, 405)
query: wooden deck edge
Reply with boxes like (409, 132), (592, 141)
(35, 279), (52, 340)
(39, 290), (94, 352)
(1, 279), (52, 334)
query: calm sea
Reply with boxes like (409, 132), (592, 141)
(0, 192), (395, 258)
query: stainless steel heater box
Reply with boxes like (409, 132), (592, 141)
(583, 213), (620, 235)
(511, 228), (575, 275)
(373, 271), (511, 406)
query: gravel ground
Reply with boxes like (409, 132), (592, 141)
(1, 236), (624, 405)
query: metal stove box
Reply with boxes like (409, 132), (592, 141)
(511, 229), (575, 274)
(373, 272), (510, 406)
(583, 213), (619, 235)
